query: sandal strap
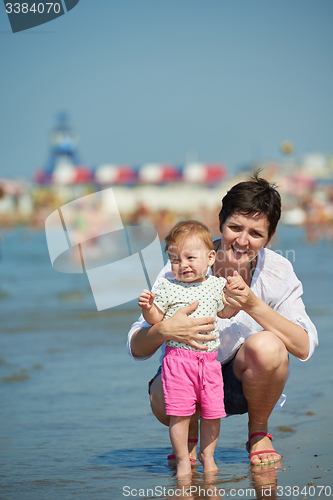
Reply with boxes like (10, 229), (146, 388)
(248, 432), (272, 444)
(248, 449), (277, 460)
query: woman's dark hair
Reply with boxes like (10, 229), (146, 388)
(219, 172), (281, 239)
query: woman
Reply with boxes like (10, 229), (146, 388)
(127, 174), (318, 466)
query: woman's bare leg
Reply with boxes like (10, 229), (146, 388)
(149, 374), (169, 425)
(233, 331), (288, 465)
(198, 418), (220, 473)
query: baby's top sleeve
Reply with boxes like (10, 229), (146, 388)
(216, 277), (227, 312)
(151, 278), (169, 315)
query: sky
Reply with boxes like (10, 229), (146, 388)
(1, 0), (333, 180)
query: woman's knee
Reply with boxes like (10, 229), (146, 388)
(242, 331), (288, 372)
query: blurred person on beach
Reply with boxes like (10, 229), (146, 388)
(138, 220), (243, 476)
(128, 173), (318, 467)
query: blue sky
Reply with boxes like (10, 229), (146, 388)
(1, 0), (332, 180)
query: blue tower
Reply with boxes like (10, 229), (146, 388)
(45, 111), (81, 173)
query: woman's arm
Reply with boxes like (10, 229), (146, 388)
(130, 301), (217, 358)
(245, 296), (309, 359)
(223, 273), (310, 360)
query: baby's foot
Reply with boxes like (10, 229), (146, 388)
(176, 458), (192, 477)
(198, 452), (220, 473)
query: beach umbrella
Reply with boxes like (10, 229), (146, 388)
(205, 163), (228, 183)
(116, 165), (136, 184)
(72, 166), (93, 184)
(52, 162), (77, 185)
(182, 163), (227, 184)
(94, 164), (136, 185)
(138, 163), (180, 184)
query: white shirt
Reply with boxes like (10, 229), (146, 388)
(127, 247), (318, 365)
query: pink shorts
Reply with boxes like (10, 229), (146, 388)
(162, 346), (226, 419)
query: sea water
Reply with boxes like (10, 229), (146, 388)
(0, 225), (332, 499)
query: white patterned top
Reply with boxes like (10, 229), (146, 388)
(152, 275), (226, 352)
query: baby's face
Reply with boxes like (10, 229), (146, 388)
(168, 236), (215, 283)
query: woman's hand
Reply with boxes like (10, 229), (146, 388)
(130, 301), (217, 358)
(159, 301), (217, 351)
(222, 271), (310, 359)
(223, 271), (258, 313)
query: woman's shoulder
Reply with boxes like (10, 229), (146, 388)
(258, 247), (298, 283)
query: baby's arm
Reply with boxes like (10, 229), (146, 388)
(138, 289), (164, 325)
(218, 303), (236, 319)
(217, 273), (246, 319)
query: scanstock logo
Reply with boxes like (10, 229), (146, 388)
(3, 0), (80, 33)
(45, 189), (164, 311)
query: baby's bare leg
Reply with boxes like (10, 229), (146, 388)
(198, 418), (220, 473)
(169, 416), (192, 477)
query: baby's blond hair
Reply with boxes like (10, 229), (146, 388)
(164, 220), (214, 253)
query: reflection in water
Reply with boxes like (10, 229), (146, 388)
(251, 461), (281, 499)
(173, 471), (227, 500)
(166, 461), (282, 500)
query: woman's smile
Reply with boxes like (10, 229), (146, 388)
(231, 245), (249, 257)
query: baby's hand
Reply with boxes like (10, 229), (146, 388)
(138, 289), (155, 310)
(226, 271), (246, 291)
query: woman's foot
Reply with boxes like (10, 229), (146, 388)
(247, 431), (281, 466)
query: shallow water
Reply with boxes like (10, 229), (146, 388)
(0, 226), (332, 499)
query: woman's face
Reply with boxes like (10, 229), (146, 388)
(220, 211), (272, 266)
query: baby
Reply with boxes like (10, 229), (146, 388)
(138, 220), (243, 476)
